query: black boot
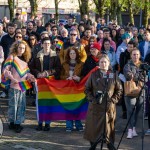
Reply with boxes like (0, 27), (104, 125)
(9, 122), (15, 130)
(43, 124), (50, 131)
(36, 123), (43, 131)
(89, 142), (96, 150)
(107, 143), (115, 150)
(15, 124), (23, 133)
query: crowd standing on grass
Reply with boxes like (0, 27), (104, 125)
(0, 13), (150, 143)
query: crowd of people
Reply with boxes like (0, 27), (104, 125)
(0, 13), (150, 149)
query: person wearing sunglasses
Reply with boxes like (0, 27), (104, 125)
(59, 29), (87, 64)
(50, 25), (60, 41)
(15, 32), (23, 42)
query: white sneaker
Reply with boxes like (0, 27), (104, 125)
(0, 92), (6, 98)
(132, 127), (138, 137)
(145, 129), (150, 136)
(127, 129), (133, 139)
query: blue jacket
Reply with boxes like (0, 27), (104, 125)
(139, 41), (145, 61)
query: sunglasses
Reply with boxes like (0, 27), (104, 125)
(30, 38), (35, 40)
(15, 36), (22, 39)
(70, 34), (77, 36)
(53, 40), (58, 43)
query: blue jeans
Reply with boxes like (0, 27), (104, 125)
(125, 95), (143, 129)
(8, 88), (26, 124)
(66, 120), (83, 130)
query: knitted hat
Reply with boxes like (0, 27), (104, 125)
(90, 42), (101, 51)
(121, 33), (130, 40)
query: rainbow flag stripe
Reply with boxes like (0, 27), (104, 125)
(13, 60), (30, 77)
(56, 40), (63, 49)
(3, 57), (30, 78)
(37, 67), (98, 121)
(19, 80), (32, 92)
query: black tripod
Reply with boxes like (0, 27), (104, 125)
(117, 70), (148, 150)
(89, 73), (117, 150)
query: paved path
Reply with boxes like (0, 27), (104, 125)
(0, 97), (149, 150)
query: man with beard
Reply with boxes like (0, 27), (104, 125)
(80, 27), (92, 52)
(26, 21), (40, 41)
(0, 23), (15, 60)
(59, 29), (87, 64)
(64, 17), (74, 32)
(81, 14), (92, 27)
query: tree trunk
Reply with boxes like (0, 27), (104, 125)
(93, 0), (105, 18)
(8, 0), (14, 21)
(143, 0), (149, 28)
(54, 0), (59, 24)
(128, 0), (134, 25)
(98, 0), (105, 18)
(29, 0), (38, 16)
(110, 0), (117, 21)
(116, 0), (122, 26)
(117, 6), (122, 25)
(78, 0), (89, 19)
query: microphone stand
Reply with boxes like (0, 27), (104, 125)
(89, 72), (116, 150)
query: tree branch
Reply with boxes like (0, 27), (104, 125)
(58, 0), (62, 4)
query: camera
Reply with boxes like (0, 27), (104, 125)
(95, 91), (104, 104)
(140, 63), (150, 71)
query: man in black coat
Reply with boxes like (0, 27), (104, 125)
(0, 23), (15, 60)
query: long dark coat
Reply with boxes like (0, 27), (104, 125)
(84, 69), (123, 144)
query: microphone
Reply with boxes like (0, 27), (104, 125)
(103, 71), (114, 79)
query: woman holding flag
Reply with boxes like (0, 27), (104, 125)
(2, 40), (35, 133)
(60, 46), (84, 132)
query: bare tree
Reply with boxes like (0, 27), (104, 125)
(8, 0), (14, 21)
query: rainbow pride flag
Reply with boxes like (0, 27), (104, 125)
(37, 67), (98, 121)
(19, 80), (32, 92)
(56, 40), (63, 49)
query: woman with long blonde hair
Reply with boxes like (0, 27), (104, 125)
(2, 40), (35, 133)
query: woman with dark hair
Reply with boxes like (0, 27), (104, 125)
(84, 54), (122, 150)
(2, 40), (35, 133)
(111, 29), (118, 44)
(14, 32), (23, 42)
(81, 42), (101, 77)
(27, 34), (38, 61)
(60, 46), (84, 132)
(28, 34), (37, 49)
